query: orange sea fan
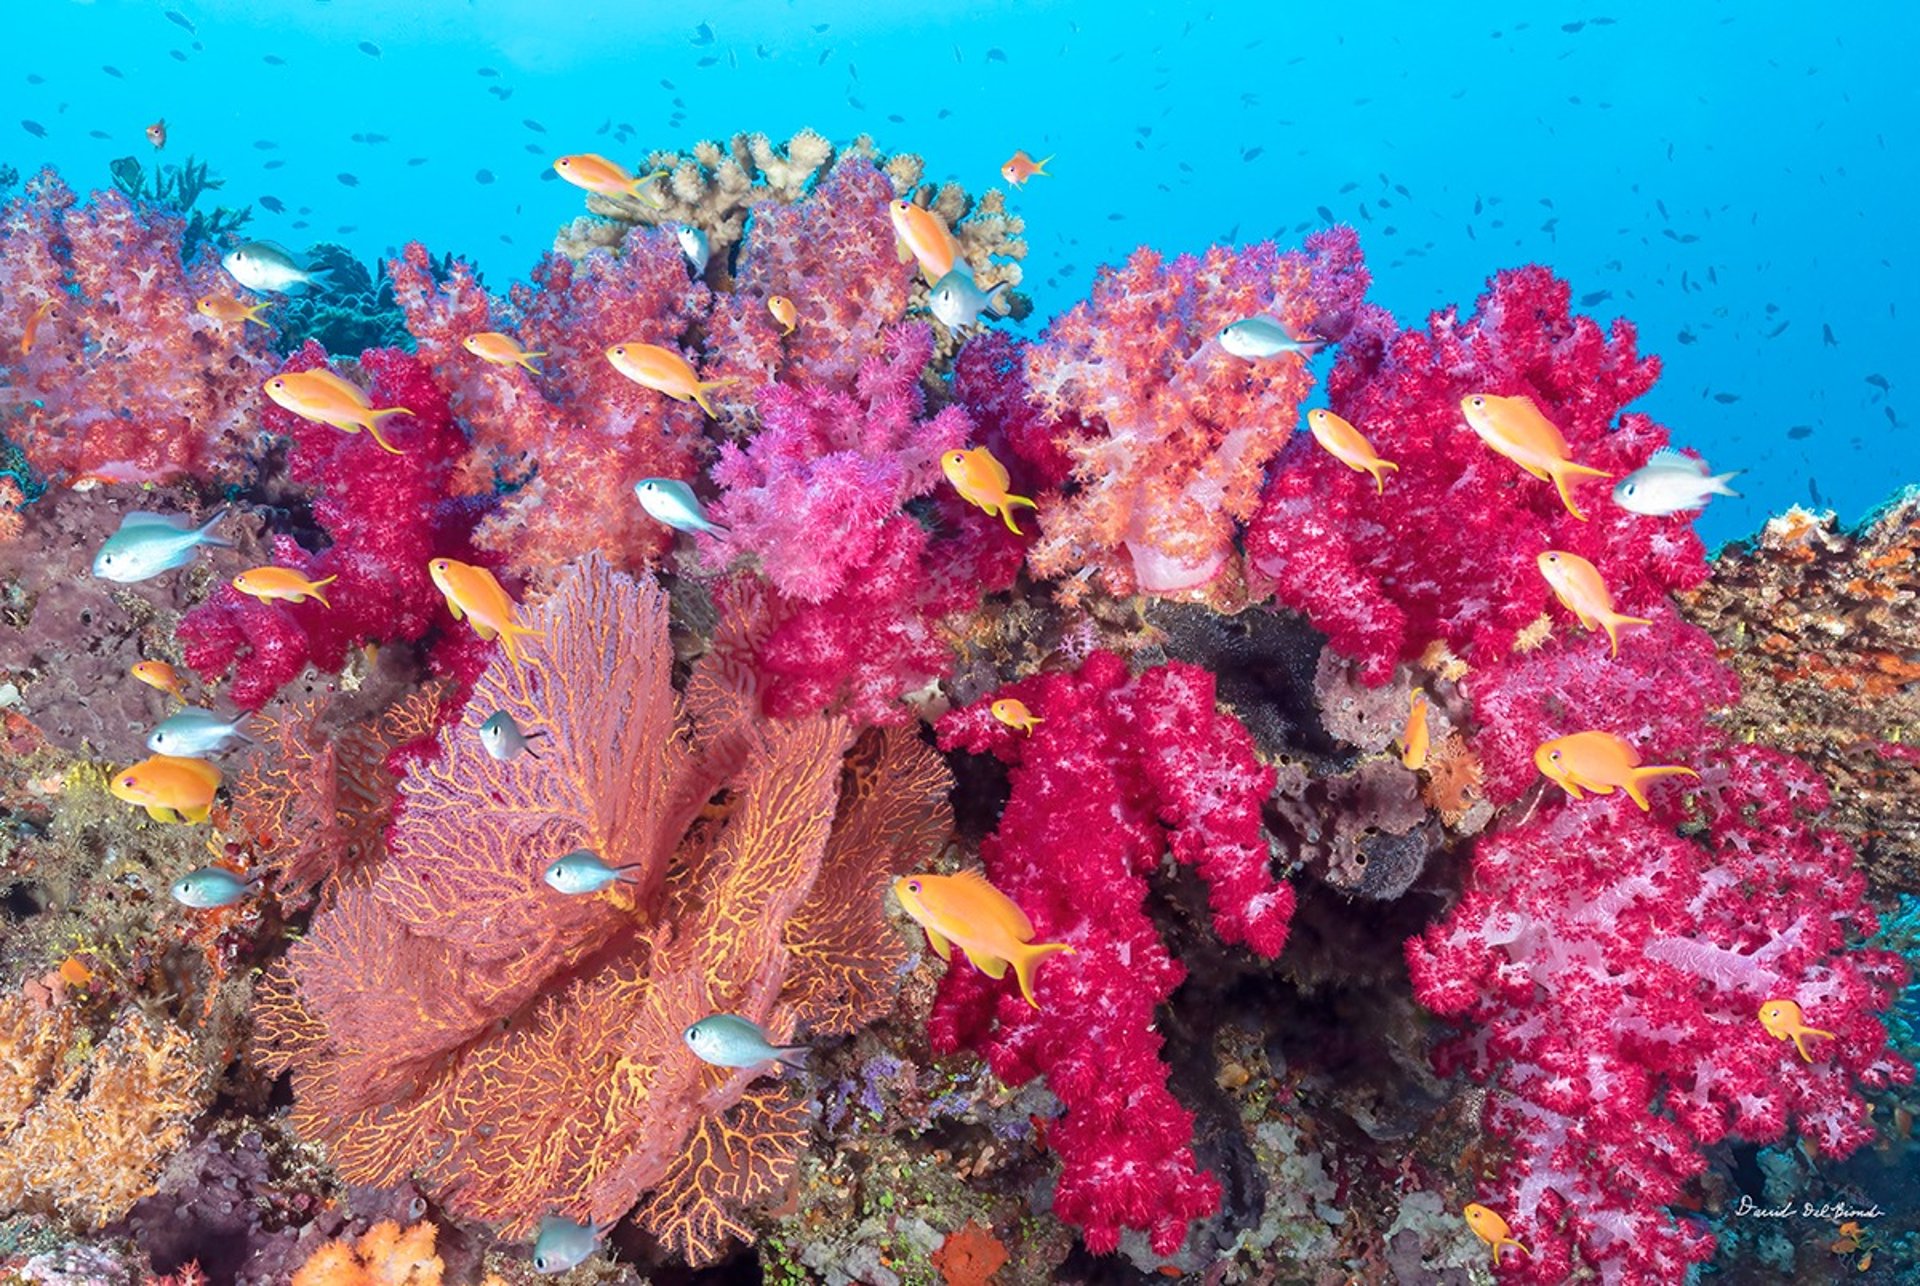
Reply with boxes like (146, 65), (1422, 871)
(254, 555), (951, 1264)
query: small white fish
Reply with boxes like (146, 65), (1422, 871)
(221, 241), (325, 294)
(676, 225), (710, 274)
(148, 709), (252, 756)
(1612, 448), (1742, 516)
(478, 710), (546, 761)
(1218, 316), (1327, 360)
(93, 510), (232, 583)
(532, 1216), (604, 1275)
(634, 478), (727, 535)
(170, 866), (261, 909)
(929, 268), (1010, 332)
(684, 1013), (810, 1071)
(543, 849), (642, 895)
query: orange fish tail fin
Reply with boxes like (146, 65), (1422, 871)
(311, 574), (338, 609)
(1035, 154), (1055, 177)
(245, 304), (274, 328)
(363, 406), (415, 454)
(1600, 611), (1656, 657)
(1623, 764), (1699, 810)
(518, 351), (547, 373)
(692, 377), (739, 419)
(629, 169), (669, 205)
(1011, 941), (1075, 1009)
(1369, 459), (1400, 494)
(1548, 458), (1612, 520)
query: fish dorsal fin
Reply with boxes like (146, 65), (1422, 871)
(948, 867), (1032, 939)
(1646, 447), (1708, 474)
(119, 511), (184, 529)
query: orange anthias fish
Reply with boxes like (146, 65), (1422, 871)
(990, 698), (1042, 735)
(233, 566), (336, 608)
(428, 557), (545, 664)
(1534, 731), (1698, 810)
(146, 118), (166, 149)
(605, 342), (736, 418)
(1000, 150), (1054, 186)
(196, 294), (272, 328)
(1459, 393), (1612, 519)
(894, 871), (1073, 1008)
(131, 660), (187, 701)
(21, 299), (56, 355)
(888, 199), (960, 285)
(552, 153), (668, 205)
(942, 447), (1037, 535)
(1400, 691), (1430, 770)
(1759, 999), (1837, 1063)
(110, 754), (221, 824)
(263, 369), (415, 454)
(1536, 550), (1653, 656)
(1462, 1204), (1528, 1266)
(767, 295), (798, 334)
(1307, 409), (1399, 494)
(463, 331), (546, 373)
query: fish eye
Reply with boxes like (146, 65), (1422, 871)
(120, 775), (136, 787)
(1549, 750), (1562, 761)
(907, 879), (921, 893)
(685, 1024), (701, 1041)
(1545, 553), (1558, 563)
(534, 1256), (547, 1270)
(1624, 484), (1636, 495)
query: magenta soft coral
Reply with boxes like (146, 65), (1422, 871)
(0, 170), (272, 487)
(176, 342), (485, 708)
(708, 322), (1022, 724)
(930, 652), (1292, 1254)
(1247, 264), (1708, 681)
(1407, 746), (1910, 1283)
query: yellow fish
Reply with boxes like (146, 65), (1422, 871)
(1400, 691), (1430, 770)
(1534, 731), (1698, 810)
(605, 342), (736, 418)
(990, 698), (1042, 735)
(110, 754), (221, 824)
(264, 368), (415, 455)
(428, 557), (544, 664)
(195, 294), (272, 329)
(942, 447), (1037, 535)
(233, 566), (336, 608)
(1758, 999), (1836, 1063)
(887, 199), (960, 285)
(131, 659), (187, 701)
(1462, 1204), (1528, 1266)
(552, 153), (668, 205)
(463, 331), (546, 373)
(1536, 550), (1653, 657)
(1460, 393), (1611, 519)
(767, 295), (798, 334)
(1307, 409), (1399, 494)
(894, 870), (1073, 1008)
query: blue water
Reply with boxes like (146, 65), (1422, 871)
(7, 0), (1915, 546)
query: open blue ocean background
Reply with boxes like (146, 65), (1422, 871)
(7, 0), (1914, 547)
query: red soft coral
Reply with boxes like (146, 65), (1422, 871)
(930, 652), (1292, 1255)
(1247, 264), (1708, 681)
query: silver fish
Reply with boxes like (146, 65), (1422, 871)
(477, 710), (545, 761)
(531, 1215), (602, 1274)
(675, 224), (710, 274)
(1612, 448), (1742, 516)
(929, 268), (1010, 331)
(1218, 316), (1327, 360)
(148, 709), (252, 756)
(170, 866), (260, 909)
(683, 1013), (809, 1071)
(222, 241), (324, 293)
(93, 509), (231, 583)
(543, 849), (639, 895)
(634, 478), (727, 535)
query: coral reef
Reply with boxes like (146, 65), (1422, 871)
(1681, 491), (1920, 893)
(254, 557), (950, 1263)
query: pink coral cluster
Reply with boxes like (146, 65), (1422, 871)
(930, 651), (1292, 1254)
(709, 322), (1023, 724)
(176, 342), (488, 707)
(1408, 747), (1911, 1283)
(0, 170), (272, 487)
(1246, 264), (1708, 680)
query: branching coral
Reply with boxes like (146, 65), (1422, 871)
(930, 652), (1292, 1254)
(1246, 263), (1707, 681)
(0, 169), (271, 488)
(0, 993), (208, 1227)
(254, 556), (951, 1263)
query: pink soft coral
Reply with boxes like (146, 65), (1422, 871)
(1407, 747), (1910, 1284)
(0, 171), (271, 487)
(1247, 264), (1707, 681)
(930, 652), (1292, 1254)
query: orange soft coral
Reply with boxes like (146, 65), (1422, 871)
(289, 1219), (443, 1286)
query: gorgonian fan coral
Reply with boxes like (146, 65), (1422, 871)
(0, 170), (272, 488)
(931, 651), (1291, 1255)
(253, 556), (950, 1262)
(1246, 264), (1708, 680)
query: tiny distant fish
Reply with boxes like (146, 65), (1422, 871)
(1242, 146), (1265, 161)
(523, 118), (546, 133)
(260, 195), (285, 213)
(408, 157), (429, 167)
(1765, 321), (1790, 339)
(1823, 323), (1837, 346)
(697, 56), (718, 67)
(1316, 205), (1334, 221)
(165, 9), (195, 31)
(987, 47), (1008, 61)
(1677, 329), (1697, 345)
(89, 129), (112, 139)
(1787, 425), (1813, 439)
(364, 132), (388, 143)
(1563, 20), (1587, 32)
(475, 169), (494, 185)
(1866, 373), (1891, 392)
(1579, 290), (1612, 306)
(146, 119), (167, 148)
(488, 85), (512, 99)
(263, 54), (285, 65)
(691, 21), (714, 45)
(358, 40), (380, 56)
(813, 22), (829, 30)
(21, 120), (46, 138)
(102, 65), (124, 78)
(337, 172), (359, 186)
(1809, 478), (1826, 506)
(169, 49), (187, 62)
(1712, 392), (1740, 404)
(254, 139), (277, 149)
(478, 66), (499, 77)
